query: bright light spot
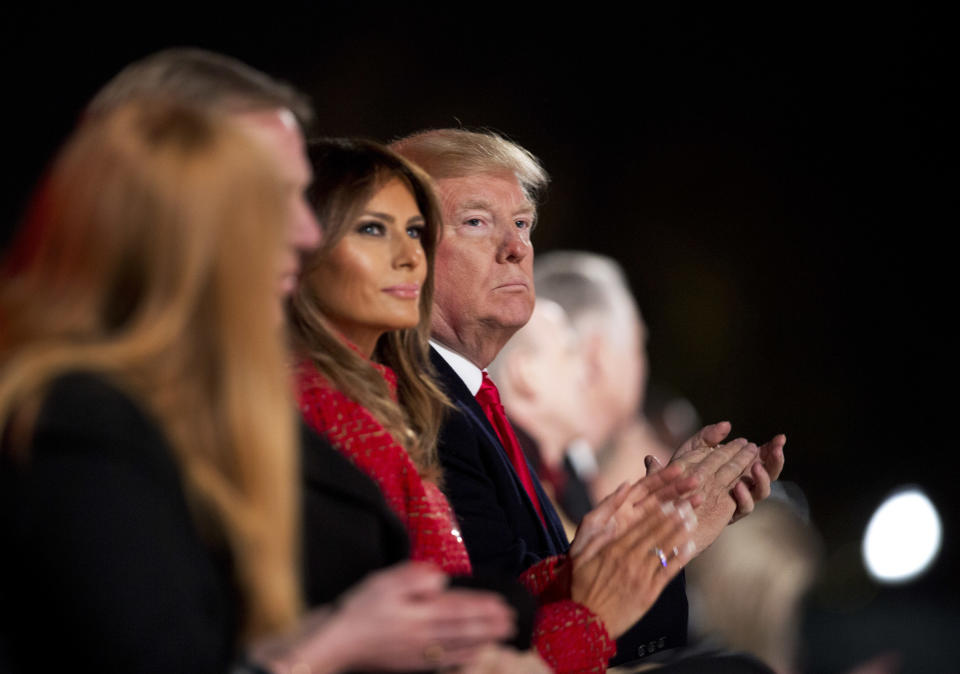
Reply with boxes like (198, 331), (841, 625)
(862, 488), (942, 584)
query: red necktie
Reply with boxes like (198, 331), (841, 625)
(475, 371), (546, 525)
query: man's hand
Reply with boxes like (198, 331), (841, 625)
(729, 433), (786, 522)
(654, 422), (786, 526)
(669, 421), (735, 465)
(570, 463), (700, 566)
(648, 425), (764, 552)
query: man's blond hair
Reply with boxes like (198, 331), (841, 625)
(390, 128), (549, 203)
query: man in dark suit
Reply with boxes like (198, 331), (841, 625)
(392, 128), (786, 666)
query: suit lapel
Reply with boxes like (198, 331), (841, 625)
(429, 348), (569, 554)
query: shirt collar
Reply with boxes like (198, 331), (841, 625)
(430, 340), (484, 396)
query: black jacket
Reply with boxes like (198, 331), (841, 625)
(0, 373), (239, 672)
(299, 422), (409, 606)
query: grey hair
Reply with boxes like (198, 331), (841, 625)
(389, 128), (549, 204)
(534, 251), (642, 347)
(87, 47), (314, 129)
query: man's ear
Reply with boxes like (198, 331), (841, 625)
(503, 349), (538, 401)
(582, 332), (607, 386)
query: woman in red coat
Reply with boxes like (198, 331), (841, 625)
(290, 138), (701, 672)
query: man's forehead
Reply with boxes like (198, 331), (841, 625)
(438, 171), (535, 213)
(233, 107), (299, 134)
(231, 107), (309, 182)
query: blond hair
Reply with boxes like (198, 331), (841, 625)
(390, 128), (549, 204)
(687, 498), (822, 672)
(0, 102), (300, 640)
(289, 138), (450, 482)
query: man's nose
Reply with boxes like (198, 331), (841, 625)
(293, 202), (321, 253)
(497, 224), (530, 263)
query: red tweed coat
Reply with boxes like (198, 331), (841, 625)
(296, 358), (615, 673)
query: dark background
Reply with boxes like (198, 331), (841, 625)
(2, 5), (954, 670)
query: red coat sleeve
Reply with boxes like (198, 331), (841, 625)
(520, 555), (616, 672)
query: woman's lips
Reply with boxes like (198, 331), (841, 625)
(382, 283), (421, 299)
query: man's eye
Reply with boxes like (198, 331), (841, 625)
(357, 221), (385, 235)
(464, 218), (483, 227)
(407, 225), (424, 239)
(515, 220), (530, 229)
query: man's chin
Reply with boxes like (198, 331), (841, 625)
(488, 303), (535, 331)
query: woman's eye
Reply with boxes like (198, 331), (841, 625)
(357, 221), (385, 236)
(407, 225), (425, 239)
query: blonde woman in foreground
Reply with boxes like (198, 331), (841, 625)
(0, 102), (513, 673)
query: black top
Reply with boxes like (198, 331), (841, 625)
(298, 422), (410, 606)
(0, 372), (413, 673)
(0, 372), (239, 673)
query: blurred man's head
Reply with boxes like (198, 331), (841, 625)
(534, 251), (646, 448)
(88, 48), (313, 125)
(489, 299), (589, 463)
(89, 48), (320, 298)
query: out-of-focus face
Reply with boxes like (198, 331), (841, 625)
(592, 316), (645, 445)
(233, 108), (320, 300)
(522, 302), (590, 440)
(305, 177), (427, 355)
(431, 171), (535, 361)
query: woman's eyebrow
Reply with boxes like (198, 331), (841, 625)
(361, 210), (396, 222)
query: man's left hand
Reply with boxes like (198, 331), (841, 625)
(730, 433), (786, 522)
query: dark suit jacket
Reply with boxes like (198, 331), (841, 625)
(0, 373), (239, 673)
(430, 347), (689, 665)
(299, 422), (410, 606)
(430, 347), (568, 572)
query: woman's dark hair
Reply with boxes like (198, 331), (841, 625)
(290, 138), (449, 480)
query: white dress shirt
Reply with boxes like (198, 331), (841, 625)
(430, 340), (484, 396)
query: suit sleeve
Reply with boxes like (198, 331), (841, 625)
(438, 402), (547, 575)
(0, 375), (236, 673)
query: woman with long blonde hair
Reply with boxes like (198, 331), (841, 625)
(1, 96), (299, 638)
(0, 104), (514, 673)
